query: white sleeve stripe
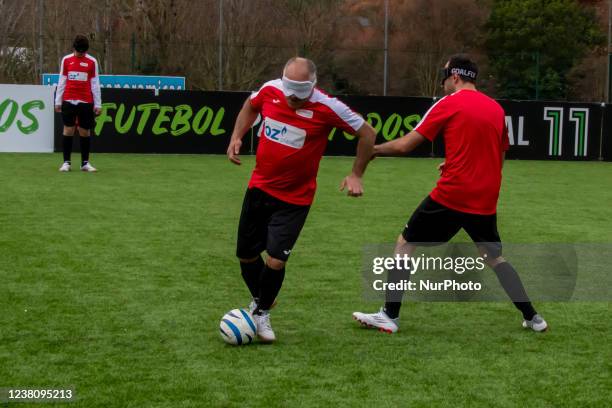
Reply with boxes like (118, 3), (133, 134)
(414, 95), (450, 132)
(314, 90), (364, 131)
(251, 79), (283, 100)
(55, 55), (70, 105)
(59, 55), (69, 75)
(85, 54), (99, 76)
(84, 55), (102, 107)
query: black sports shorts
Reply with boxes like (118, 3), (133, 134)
(402, 195), (502, 258)
(236, 188), (310, 262)
(61, 102), (95, 130)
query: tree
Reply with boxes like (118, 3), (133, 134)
(389, 0), (488, 97)
(485, 0), (604, 100)
(0, 0), (36, 84)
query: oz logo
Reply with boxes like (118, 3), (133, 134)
(544, 107), (589, 157)
(265, 125), (288, 141)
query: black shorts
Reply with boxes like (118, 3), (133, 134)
(402, 196), (502, 258)
(61, 102), (95, 130)
(236, 188), (310, 262)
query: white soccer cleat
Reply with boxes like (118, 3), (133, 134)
(59, 162), (71, 172)
(522, 314), (548, 332)
(253, 310), (276, 343)
(81, 162), (97, 172)
(353, 308), (399, 334)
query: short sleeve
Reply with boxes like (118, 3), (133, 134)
(249, 84), (270, 111)
(414, 96), (453, 141)
(323, 98), (365, 134)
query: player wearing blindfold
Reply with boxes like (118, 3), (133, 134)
(353, 54), (547, 334)
(227, 57), (377, 343)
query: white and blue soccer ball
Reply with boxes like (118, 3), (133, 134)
(219, 308), (257, 345)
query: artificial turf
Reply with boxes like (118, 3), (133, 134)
(1, 154), (610, 407)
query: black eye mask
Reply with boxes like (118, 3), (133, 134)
(440, 67), (478, 85)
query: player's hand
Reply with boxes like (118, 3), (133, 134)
(94, 107), (102, 116)
(438, 161), (445, 175)
(55, 105), (61, 113)
(340, 174), (363, 197)
(227, 138), (242, 165)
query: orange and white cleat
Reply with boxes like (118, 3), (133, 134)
(353, 308), (399, 334)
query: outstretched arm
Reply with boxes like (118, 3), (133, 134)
(340, 121), (376, 197)
(374, 130), (427, 157)
(227, 97), (259, 165)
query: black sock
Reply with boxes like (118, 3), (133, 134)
(383, 261), (412, 319)
(240, 256), (264, 299)
(493, 262), (537, 320)
(80, 136), (91, 165)
(62, 135), (73, 163)
(256, 264), (285, 312)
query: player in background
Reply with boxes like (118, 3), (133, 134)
(227, 57), (376, 343)
(55, 34), (101, 172)
(353, 54), (548, 334)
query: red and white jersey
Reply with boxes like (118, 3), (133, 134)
(54, 53), (102, 108)
(415, 89), (509, 215)
(248, 79), (365, 205)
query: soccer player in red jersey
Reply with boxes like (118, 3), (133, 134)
(55, 35), (102, 172)
(353, 54), (547, 333)
(227, 57), (376, 342)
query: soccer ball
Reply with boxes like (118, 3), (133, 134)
(219, 308), (257, 345)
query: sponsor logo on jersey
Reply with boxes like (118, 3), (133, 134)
(264, 117), (307, 149)
(296, 109), (313, 119)
(272, 99), (280, 104)
(79, 62), (89, 67)
(67, 71), (88, 81)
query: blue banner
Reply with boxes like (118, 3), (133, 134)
(42, 74), (185, 90)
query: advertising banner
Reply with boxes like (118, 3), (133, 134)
(43, 74), (185, 90)
(49, 88), (608, 160)
(0, 85), (54, 153)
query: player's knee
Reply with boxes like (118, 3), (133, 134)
(266, 256), (286, 270)
(63, 126), (76, 136)
(78, 129), (91, 137)
(396, 234), (407, 246)
(238, 256), (260, 264)
(486, 256), (506, 268)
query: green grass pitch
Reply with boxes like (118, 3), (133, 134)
(1, 154), (610, 407)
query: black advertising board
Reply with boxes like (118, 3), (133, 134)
(54, 89), (248, 154)
(53, 88), (607, 161)
(500, 100), (603, 161)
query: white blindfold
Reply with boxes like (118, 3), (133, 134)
(281, 76), (316, 99)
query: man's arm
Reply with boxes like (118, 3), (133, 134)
(54, 58), (66, 112)
(374, 130), (427, 157)
(91, 59), (102, 115)
(227, 97), (259, 165)
(340, 121), (376, 197)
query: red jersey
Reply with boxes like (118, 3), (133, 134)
(415, 89), (509, 215)
(248, 79), (365, 205)
(55, 53), (102, 108)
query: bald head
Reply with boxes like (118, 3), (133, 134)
(283, 57), (317, 83)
